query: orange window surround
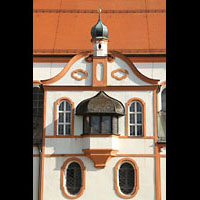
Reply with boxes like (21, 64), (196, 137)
(126, 98), (146, 137)
(61, 157), (86, 199)
(54, 97), (74, 136)
(114, 158), (139, 199)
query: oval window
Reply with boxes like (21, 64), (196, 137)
(119, 162), (135, 195)
(66, 162), (82, 195)
(114, 159), (139, 199)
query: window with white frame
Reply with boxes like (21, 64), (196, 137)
(57, 100), (72, 136)
(129, 101), (143, 136)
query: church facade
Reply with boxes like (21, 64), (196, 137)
(33, 1), (166, 200)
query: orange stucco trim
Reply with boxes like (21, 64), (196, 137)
(111, 51), (160, 84)
(45, 135), (154, 139)
(61, 157), (86, 199)
(33, 80), (42, 85)
(33, 55), (166, 63)
(126, 97), (146, 137)
(114, 158), (139, 199)
(156, 143), (166, 152)
(43, 85), (159, 91)
(153, 89), (162, 200)
(82, 149), (118, 169)
(40, 51), (159, 86)
(92, 56), (107, 87)
(71, 69), (88, 81)
(42, 153), (165, 158)
(160, 81), (166, 86)
(111, 68), (129, 80)
(40, 88), (47, 200)
(54, 97), (74, 137)
(41, 51), (90, 85)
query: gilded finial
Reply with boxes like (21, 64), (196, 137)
(98, 4), (102, 21)
(98, 4), (102, 14)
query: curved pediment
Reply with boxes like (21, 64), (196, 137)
(40, 50), (159, 87)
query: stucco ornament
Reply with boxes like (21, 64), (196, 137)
(111, 68), (129, 80)
(71, 69), (88, 81)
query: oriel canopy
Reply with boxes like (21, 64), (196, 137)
(76, 91), (125, 116)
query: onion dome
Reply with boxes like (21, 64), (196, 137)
(76, 91), (125, 116)
(91, 8), (109, 40)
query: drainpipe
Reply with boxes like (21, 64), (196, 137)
(38, 143), (42, 200)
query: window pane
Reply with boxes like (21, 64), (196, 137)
(137, 125), (143, 136)
(59, 102), (64, 111)
(33, 93), (37, 100)
(38, 100), (43, 108)
(83, 116), (90, 134)
(137, 113), (142, 124)
(65, 113), (71, 123)
(119, 163), (135, 195)
(39, 93), (43, 100)
(59, 113), (64, 123)
(91, 116), (100, 133)
(130, 114), (135, 124)
(102, 116), (111, 133)
(58, 125), (64, 135)
(161, 89), (166, 111)
(136, 102), (142, 112)
(112, 116), (118, 134)
(65, 125), (71, 135)
(129, 102), (135, 112)
(66, 162), (82, 195)
(65, 102), (71, 111)
(130, 125), (135, 136)
(33, 101), (37, 108)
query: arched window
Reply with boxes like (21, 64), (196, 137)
(61, 158), (86, 199)
(57, 100), (72, 136)
(129, 101), (144, 136)
(114, 158), (139, 199)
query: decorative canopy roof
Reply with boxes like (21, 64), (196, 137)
(76, 91), (125, 116)
(91, 8), (109, 40)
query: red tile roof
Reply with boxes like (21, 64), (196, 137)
(33, 0), (166, 55)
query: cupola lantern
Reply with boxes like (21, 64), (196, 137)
(91, 8), (109, 56)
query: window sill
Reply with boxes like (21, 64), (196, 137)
(81, 133), (120, 137)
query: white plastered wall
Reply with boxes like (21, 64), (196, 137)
(45, 90), (154, 137)
(45, 90), (155, 155)
(134, 62), (166, 83)
(33, 157), (39, 200)
(161, 157), (166, 200)
(43, 156), (156, 200)
(33, 63), (67, 81)
(107, 58), (151, 86)
(33, 61), (166, 86)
